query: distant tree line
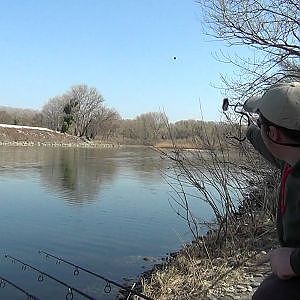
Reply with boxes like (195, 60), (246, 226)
(0, 106), (43, 127)
(0, 84), (233, 147)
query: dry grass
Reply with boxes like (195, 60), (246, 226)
(142, 257), (249, 299)
(138, 184), (278, 300)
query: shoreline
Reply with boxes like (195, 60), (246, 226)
(0, 124), (123, 149)
(125, 172), (279, 300)
(0, 123), (217, 150)
(0, 140), (120, 149)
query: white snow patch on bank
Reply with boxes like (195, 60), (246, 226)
(0, 124), (57, 133)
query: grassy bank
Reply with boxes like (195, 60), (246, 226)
(128, 154), (280, 300)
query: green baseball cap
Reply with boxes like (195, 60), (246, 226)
(243, 81), (300, 130)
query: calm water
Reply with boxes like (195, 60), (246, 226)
(0, 146), (211, 299)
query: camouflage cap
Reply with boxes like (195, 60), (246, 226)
(243, 82), (300, 130)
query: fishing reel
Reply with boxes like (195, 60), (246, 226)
(222, 98), (256, 142)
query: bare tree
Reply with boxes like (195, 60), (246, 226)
(117, 119), (139, 143)
(65, 84), (105, 137)
(136, 112), (165, 144)
(41, 84), (122, 140)
(87, 107), (121, 140)
(0, 110), (13, 124)
(42, 96), (66, 131)
(197, 0), (300, 101)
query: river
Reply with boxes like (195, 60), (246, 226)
(0, 146), (211, 299)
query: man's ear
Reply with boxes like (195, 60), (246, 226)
(268, 126), (282, 142)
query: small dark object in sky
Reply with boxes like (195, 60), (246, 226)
(173, 56), (177, 60)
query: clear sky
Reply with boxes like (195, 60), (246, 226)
(0, 0), (233, 122)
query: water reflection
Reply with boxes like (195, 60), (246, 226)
(40, 148), (118, 205)
(0, 146), (168, 206)
(0, 147), (119, 205)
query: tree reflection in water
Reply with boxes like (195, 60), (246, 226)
(40, 148), (118, 205)
(0, 146), (118, 205)
(0, 146), (169, 206)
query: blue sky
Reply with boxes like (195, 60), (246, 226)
(0, 0), (234, 122)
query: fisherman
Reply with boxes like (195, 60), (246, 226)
(243, 81), (300, 299)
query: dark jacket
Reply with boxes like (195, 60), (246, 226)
(246, 124), (300, 275)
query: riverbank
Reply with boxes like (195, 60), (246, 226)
(0, 124), (119, 148)
(128, 167), (279, 300)
(0, 124), (206, 150)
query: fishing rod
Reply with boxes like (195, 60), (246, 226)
(5, 254), (96, 300)
(0, 275), (40, 300)
(38, 250), (154, 300)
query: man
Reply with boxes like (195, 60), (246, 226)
(243, 81), (300, 299)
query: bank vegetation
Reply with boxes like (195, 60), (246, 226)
(132, 126), (279, 299)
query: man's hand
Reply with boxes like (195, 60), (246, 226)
(269, 247), (296, 280)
